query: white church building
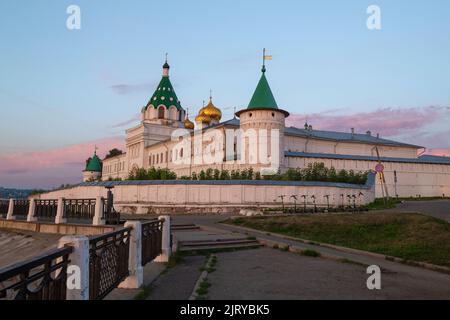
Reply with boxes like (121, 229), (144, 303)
(86, 58), (450, 199)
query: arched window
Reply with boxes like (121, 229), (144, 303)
(180, 148), (184, 158)
(157, 154), (159, 164)
(161, 153), (164, 162)
(158, 106), (165, 119)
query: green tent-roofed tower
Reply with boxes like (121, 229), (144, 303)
(144, 59), (183, 111)
(235, 51), (289, 174)
(82, 150), (103, 182)
(247, 68), (279, 110)
(85, 152), (102, 172)
(236, 52), (289, 117)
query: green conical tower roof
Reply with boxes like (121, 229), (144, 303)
(236, 62), (289, 118)
(85, 152), (102, 172)
(248, 68), (279, 110)
(144, 61), (183, 111)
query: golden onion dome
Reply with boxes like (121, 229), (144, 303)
(195, 113), (211, 124)
(184, 114), (195, 129)
(200, 98), (222, 121)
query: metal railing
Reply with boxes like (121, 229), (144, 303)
(0, 247), (73, 300)
(12, 200), (29, 217)
(35, 199), (58, 220)
(0, 199), (8, 218)
(88, 227), (132, 300)
(64, 199), (96, 220)
(141, 220), (163, 266)
(102, 198), (120, 225)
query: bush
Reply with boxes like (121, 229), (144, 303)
(219, 169), (230, 180)
(126, 164), (368, 184)
(128, 167), (177, 180)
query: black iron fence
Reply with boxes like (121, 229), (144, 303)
(0, 199), (8, 218)
(12, 200), (29, 217)
(64, 199), (96, 220)
(141, 220), (163, 266)
(0, 247), (73, 300)
(35, 199), (58, 220)
(103, 198), (121, 225)
(89, 227), (131, 300)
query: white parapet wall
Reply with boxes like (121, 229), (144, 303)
(36, 174), (376, 214)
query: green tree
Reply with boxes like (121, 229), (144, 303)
(220, 169), (230, 180)
(104, 148), (124, 160)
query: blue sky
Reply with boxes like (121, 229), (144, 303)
(0, 0), (450, 188)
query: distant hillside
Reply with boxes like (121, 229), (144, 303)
(0, 187), (34, 199)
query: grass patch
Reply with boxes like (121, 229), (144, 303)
(134, 286), (152, 300)
(196, 279), (211, 298)
(226, 212), (450, 268)
(366, 198), (401, 210)
(163, 251), (185, 272)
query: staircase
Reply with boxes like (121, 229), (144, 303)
(178, 238), (261, 252)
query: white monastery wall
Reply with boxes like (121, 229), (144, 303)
(284, 135), (419, 158)
(287, 156), (450, 198)
(38, 181), (375, 214)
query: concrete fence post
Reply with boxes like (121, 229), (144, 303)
(93, 196), (105, 226)
(119, 221), (143, 289)
(6, 199), (15, 220)
(58, 235), (90, 300)
(55, 197), (66, 224)
(155, 215), (171, 262)
(27, 198), (37, 222)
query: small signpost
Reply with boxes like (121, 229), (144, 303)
(374, 147), (390, 204)
(375, 163), (384, 173)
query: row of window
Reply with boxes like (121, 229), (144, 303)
(149, 148), (185, 166)
(104, 161), (126, 174)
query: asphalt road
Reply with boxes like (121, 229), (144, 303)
(207, 248), (450, 300)
(389, 200), (450, 222)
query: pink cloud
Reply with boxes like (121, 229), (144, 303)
(424, 149), (450, 157)
(0, 137), (125, 188)
(286, 106), (450, 137)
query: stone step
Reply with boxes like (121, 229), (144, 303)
(180, 238), (254, 246)
(179, 241), (262, 252)
(171, 224), (200, 231)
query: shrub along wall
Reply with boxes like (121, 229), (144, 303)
(108, 162), (370, 186)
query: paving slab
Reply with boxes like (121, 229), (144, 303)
(146, 255), (206, 300)
(207, 248), (450, 300)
